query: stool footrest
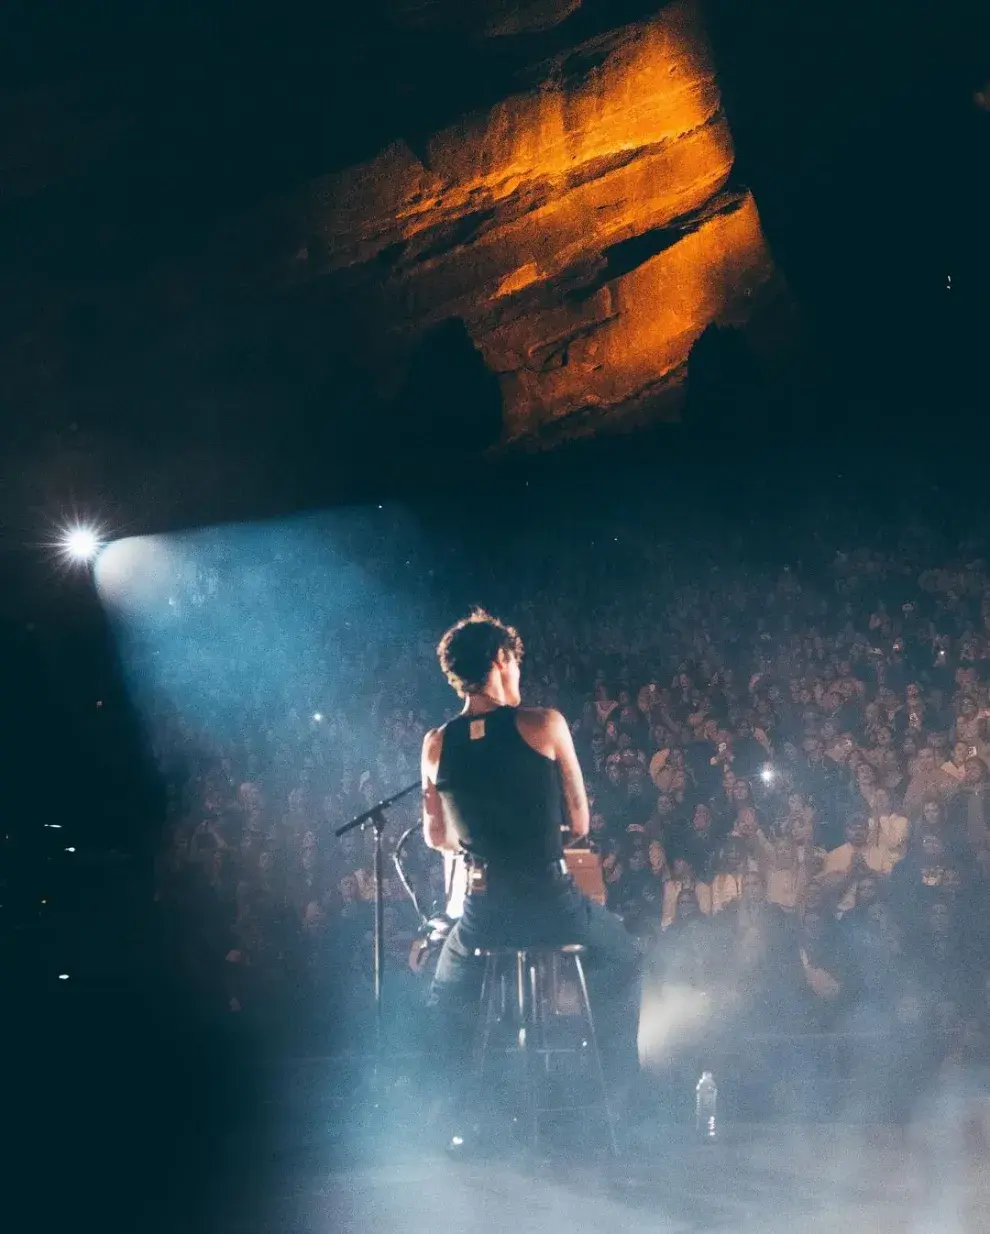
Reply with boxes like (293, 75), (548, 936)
(481, 1046), (590, 1056)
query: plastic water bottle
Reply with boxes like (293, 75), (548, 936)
(695, 1071), (718, 1141)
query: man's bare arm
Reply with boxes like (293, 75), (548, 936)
(421, 728), (457, 851)
(548, 710), (590, 839)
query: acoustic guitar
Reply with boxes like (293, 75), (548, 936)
(443, 845), (605, 919)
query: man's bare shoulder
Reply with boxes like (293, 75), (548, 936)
(421, 724), (446, 766)
(516, 706), (561, 726)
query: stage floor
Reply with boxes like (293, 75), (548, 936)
(210, 1119), (990, 1234)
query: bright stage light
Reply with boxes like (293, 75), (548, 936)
(62, 526), (102, 563)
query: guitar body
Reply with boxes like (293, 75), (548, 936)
(442, 848), (604, 919)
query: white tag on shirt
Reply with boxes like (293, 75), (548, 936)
(469, 719), (486, 740)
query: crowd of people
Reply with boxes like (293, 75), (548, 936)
(150, 512), (990, 1081)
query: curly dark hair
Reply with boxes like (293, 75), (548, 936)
(436, 607), (524, 697)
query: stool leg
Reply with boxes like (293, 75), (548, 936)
(572, 953), (619, 1159)
(529, 959), (540, 1041)
(528, 958), (545, 1153)
(474, 955), (499, 1076)
(512, 951), (543, 1153)
(515, 951), (527, 1049)
(530, 958), (549, 1081)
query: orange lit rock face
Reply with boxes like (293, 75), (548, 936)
(297, 0), (779, 443)
(496, 192), (772, 437)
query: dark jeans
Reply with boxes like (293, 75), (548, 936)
(427, 874), (641, 1097)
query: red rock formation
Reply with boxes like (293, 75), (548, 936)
(294, 0), (781, 443)
(0, 0), (804, 530)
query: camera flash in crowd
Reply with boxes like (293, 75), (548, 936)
(312, 712), (323, 723)
(760, 766), (776, 784)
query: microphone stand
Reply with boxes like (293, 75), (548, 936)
(335, 781), (419, 1073)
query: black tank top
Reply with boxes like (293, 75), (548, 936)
(435, 706), (564, 869)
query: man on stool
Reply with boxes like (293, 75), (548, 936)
(421, 608), (641, 1145)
